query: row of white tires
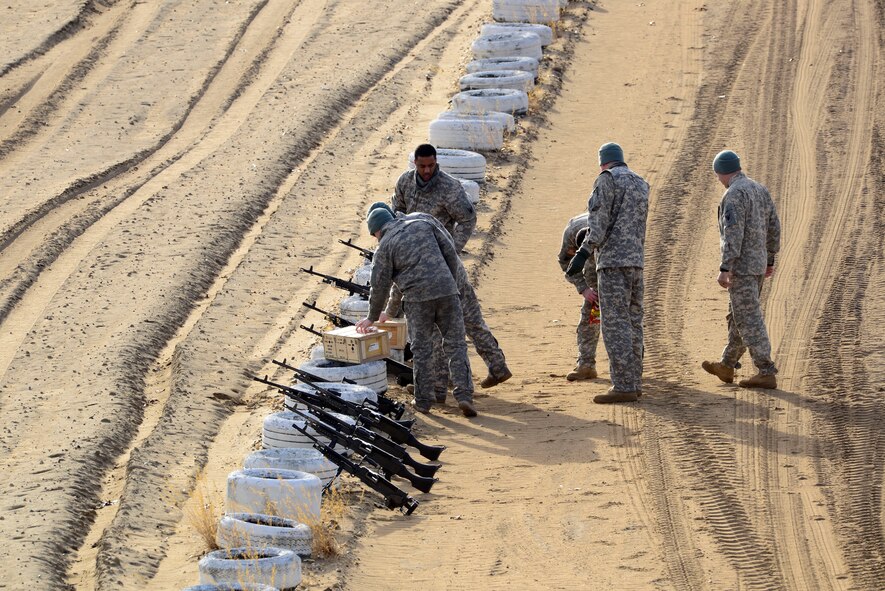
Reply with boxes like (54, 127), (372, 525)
(492, 0), (562, 23)
(197, 547), (299, 590)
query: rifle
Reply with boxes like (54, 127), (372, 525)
(301, 266), (370, 298)
(254, 374), (445, 461)
(292, 423), (419, 515)
(291, 407), (437, 493)
(339, 238), (375, 262)
(272, 358), (405, 420)
(301, 302), (414, 385)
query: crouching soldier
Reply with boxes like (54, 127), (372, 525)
(558, 214), (600, 381)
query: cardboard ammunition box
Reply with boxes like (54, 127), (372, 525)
(374, 318), (408, 349)
(322, 326), (391, 363)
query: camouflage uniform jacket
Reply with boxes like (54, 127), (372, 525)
(558, 213), (598, 293)
(392, 166), (476, 252)
(580, 164), (649, 270)
(718, 172), (781, 275)
(368, 217), (460, 321)
(383, 212), (468, 318)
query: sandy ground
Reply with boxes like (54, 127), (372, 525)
(0, 0), (882, 590)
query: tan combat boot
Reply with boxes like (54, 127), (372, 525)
(480, 366), (513, 389)
(567, 365), (598, 381)
(593, 387), (639, 404)
(738, 373), (777, 389)
(458, 399), (478, 417)
(702, 360), (734, 384)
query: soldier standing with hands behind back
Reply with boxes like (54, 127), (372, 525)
(702, 150), (781, 389)
(566, 142), (649, 403)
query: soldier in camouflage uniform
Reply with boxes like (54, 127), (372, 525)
(392, 143), (477, 253)
(558, 214), (600, 381)
(367, 203), (510, 400)
(702, 150), (781, 389)
(356, 207), (477, 417)
(567, 143), (648, 403)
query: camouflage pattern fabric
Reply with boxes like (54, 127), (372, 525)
(367, 217), (460, 321)
(718, 172), (781, 274)
(405, 296), (474, 405)
(392, 166), (477, 252)
(598, 267), (644, 392)
(721, 275), (778, 375)
(560, 213), (600, 368)
(580, 164), (649, 270)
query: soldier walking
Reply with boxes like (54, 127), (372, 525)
(558, 214), (600, 381)
(566, 143), (648, 403)
(702, 150), (781, 389)
(356, 207), (477, 417)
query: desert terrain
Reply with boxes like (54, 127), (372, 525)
(0, 0), (882, 589)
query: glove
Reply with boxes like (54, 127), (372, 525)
(566, 247), (590, 276)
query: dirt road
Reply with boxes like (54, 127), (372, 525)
(0, 1), (882, 589)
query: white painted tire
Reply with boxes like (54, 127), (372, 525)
(216, 513), (313, 557)
(298, 357), (388, 394)
(225, 469), (322, 523)
(453, 89), (529, 116)
(338, 294), (369, 324)
(492, 0), (561, 23)
(472, 32), (543, 60)
(262, 410), (355, 449)
(459, 70), (534, 94)
(351, 262), (372, 286)
(245, 448), (338, 487)
(481, 23), (553, 46)
(198, 547), (300, 590)
(287, 381), (378, 407)
(429, 118), (504, 150)
(460, 179), (480, 205)
(438, 110), (516, 132)
(309, 344), (325, 360)
(184, 584), (278, 591)
(466, 56), (539, 77)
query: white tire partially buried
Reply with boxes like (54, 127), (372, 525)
(226, 468), (322, 523)
(460, 178), (480, 205)
(472, 31), (543, 60)
(338, 294), (369, 324)
(198, 547), (300, 590)
(262, 410), (354, 450)
(298, 357), (388, 394)
(216, 512), (313, 557)
(286, 380), (378, 407)
(184, 584), (278, 591)
(429, 118), (504, 150)
(459, 69), (534, 94)
(492, 0), (561, 23)
(481, 22), (554, 46)
(466, 56), (539, 77)
(452, 89), (529, 116)
(245, 448), (339, 487)
(438, 110), (516, 132)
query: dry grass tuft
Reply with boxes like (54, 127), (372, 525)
(307, 484), (351, 558)
(185, 471), (222, 552)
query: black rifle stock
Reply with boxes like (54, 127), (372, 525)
(291, 408), (437, 493)
(339, 238), (375, 262)
(300, 301), (414, 385)
(292, 423), (419, 515)
(301, 266), (370, 298)
(254, 375), (443, 460)
(272, 358), (405, 420)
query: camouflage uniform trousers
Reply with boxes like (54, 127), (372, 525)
(430, 281), (507, 395)
(597, 267), (644, 392)
(404, 295), (474, 405)
(577, 298), (601, 368)
(721, 274), (777, 375)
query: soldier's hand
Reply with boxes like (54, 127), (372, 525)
(355, 318), (375, 333)
(765, 265), (774, 278)
(717, 271), (733, 289)
(582, 287), (598, 304)
(566, 248), (590, 276)
(378, 311), (389, 322)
